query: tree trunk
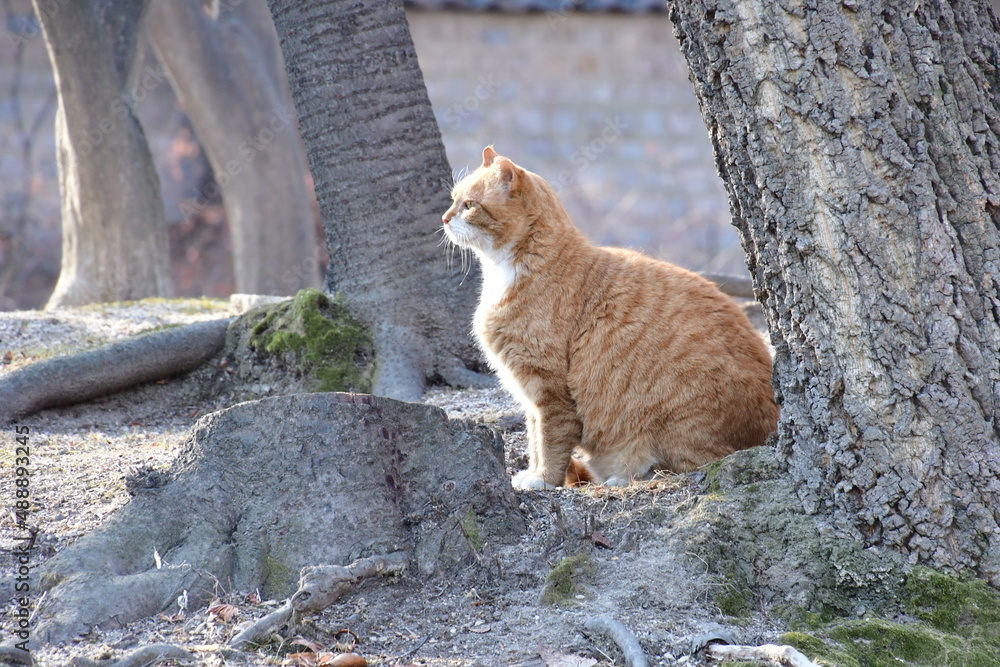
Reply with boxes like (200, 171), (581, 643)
(37, 0), (173, 308)
(667, 0), (1000, 582)
(266, 0), (486, 401)
(34, 393), (522, 645)
(147, 0), (321, 296)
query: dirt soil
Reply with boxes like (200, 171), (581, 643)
(0, 300), (782, 667)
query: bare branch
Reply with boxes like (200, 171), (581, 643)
(227, 602), (293, 651)
(706, 643), (819, 667)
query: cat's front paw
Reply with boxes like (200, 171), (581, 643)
(603, 475), (632, 487)
(511, 470), (556, 490)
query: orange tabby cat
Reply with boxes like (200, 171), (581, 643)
(443, 146), (778, 488)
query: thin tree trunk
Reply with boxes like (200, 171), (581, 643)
(266, 0), (485, 401)
(147, 0), (320, 296)
(37, 0), (172, 308)
(667, 0), (1000, 582)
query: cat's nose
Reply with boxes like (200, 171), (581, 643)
(442, 215), (451, 225)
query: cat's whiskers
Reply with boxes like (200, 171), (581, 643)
(458, 246), (473, 285)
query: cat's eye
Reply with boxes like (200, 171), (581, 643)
(462, 200), (473, 210)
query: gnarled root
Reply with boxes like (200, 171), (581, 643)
(229, 552), (409, 650)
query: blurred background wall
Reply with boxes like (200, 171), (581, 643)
(4, 0), (996, 309)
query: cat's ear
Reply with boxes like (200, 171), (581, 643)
(482, 145), (498, 167)
(496, 157), (522, 193)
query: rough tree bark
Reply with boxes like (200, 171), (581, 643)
(36, 0), (173, 308)
(33, 393), (522, 644)
(147, 0), (321, 296)
(266, 0), (487, 401)
(667, 0), (1000, 582)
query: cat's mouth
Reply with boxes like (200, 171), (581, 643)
(443, 216), (479, 250)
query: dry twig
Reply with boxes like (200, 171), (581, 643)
(228, 601), (294, 651)
(229, 552), (409, 650)
(706, 643), (819, 667)
(68, 644), (196, 667)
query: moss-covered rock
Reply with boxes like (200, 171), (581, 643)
(674, 446), (905, 622)
(780, 568), (1000, 666)
(222, 288), (375, 397)
(460, 507), (485, 552)
(677, 447), (1000, 666)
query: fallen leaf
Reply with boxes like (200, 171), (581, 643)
(246, 589), (262, 605)
(207, 602), (239, 622)
(329, 653), (367, 667)
(157, 611), (185, 623)
(469, 625), (492, 634)
(291, 636), (325, 653)
(283, 652), (319, 666)
(590, 530), (612, 549)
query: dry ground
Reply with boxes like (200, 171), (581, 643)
(0, 300), (780, 667)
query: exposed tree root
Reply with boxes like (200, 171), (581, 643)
(69, 644), (197, 667)
(583, 616), (649, 667)
(291, 552), (409, 615)
(230, 552), (409, 650)
(228, 602), (293, 651)
(706, 643), (819, 666)
(0, 645), (35, 666)
(0, 318), (231, 424)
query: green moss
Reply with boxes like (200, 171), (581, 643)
(78, 296), (228, 314)
(700, 459), (725, 495)
(830, 620), (944, 664)
(778, 569), (1000, 667)
(260, 554), (297, 597)
(780, 631), (859, 667)
(540, 554), (594, 606)
(717, 582), (753, 618)
(903, 567), (1000, 637)
(460, 507), (485, 552)
(136, 323), (182, 335)
(247, 288), (374, 393)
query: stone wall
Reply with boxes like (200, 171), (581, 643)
(408, 10), (747, 275)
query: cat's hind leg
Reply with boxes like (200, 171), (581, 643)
(584, 450), (657, 487)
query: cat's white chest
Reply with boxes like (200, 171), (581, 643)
(476, 250), (517, 310)
(472, 250), (533, 406)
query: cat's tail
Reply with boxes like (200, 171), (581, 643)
(564, 457), (595, 487)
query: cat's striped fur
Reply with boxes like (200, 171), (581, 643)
(443, 146), (778, 488)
